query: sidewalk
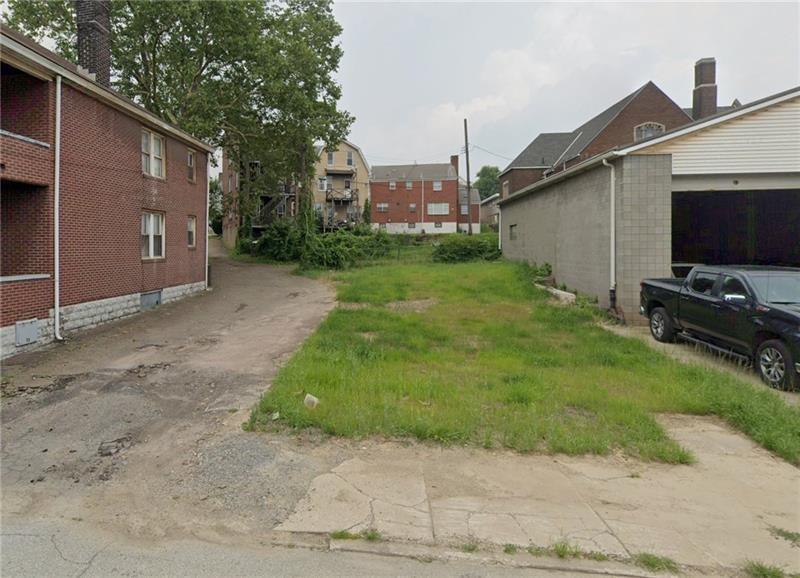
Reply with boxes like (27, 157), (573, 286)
(277, 415), (800, 574)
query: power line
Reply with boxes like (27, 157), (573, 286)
(470, 144), (513, 162)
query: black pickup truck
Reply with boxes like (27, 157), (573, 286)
(640, 266), (800, 391)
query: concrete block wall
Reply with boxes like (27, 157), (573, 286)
(163, 281), (206, 303)
(615, 154), (673, 322)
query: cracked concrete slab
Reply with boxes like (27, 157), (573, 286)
(276, 473), (372, 533)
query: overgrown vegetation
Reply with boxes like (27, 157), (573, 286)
(769, 526), (800, 548)
(431, 233), (500, 263)
(248, 258), (800, 463)
(633, 552), (679, 573)
(743, 561), (787, 578)
(526, 541), (608, 562)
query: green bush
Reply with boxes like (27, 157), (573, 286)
(254, 219), (304, 261)
(236, 235), (254, 255)
(431, 233), (501, 263)
(302, 229), (393, 270)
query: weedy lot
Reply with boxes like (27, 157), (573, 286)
(249, 257), (800, 464)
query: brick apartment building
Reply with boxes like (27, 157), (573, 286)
(1, 16), (213, 358)
(370, 156), (480, 234)
(498, 59), (741, 199)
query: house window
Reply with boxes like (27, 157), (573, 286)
(344, 179), (352, 190)
(460, 204), (468, 215)
(408, 203), (416, 213)
(408, 222), (416, 229)
(187, 215), (197, 248)
(379, 223), (387, 230)
(318, 177), (328, 191)
(327, 151), (334, 166)
(427, 202), (449, 216)
(141, 129), (165, 178)
(141, 211), (165, 259)
(434, 222), (443, 228)
(346, 151), (354, 166)
(187, 150), (196, 182)
(376, 202), (389, 213)
(634, 122), (666, 142)
(509, 224), (518, 241)
(389, 180), (396, 191)
(502, 180), (509, 198)
(405, 181), (412, 190)
(432, 180), (442, 191)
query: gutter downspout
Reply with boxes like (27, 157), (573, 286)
(205, 153), (210, 289)
(54, 74), (64, 341)
(602, 158), (616, 311)
(498, 207), (502, 252)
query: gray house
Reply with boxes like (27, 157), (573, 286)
(500, 87), (800, 322)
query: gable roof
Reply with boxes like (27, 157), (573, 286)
(500, 132), (573, 176)
(0, 25), (214, 153)
(370, 163), (457, 181)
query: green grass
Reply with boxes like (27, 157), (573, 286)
(461, 542), (478, 553)
(503, 543), (518, 554)
(248, 259), (800, 464)
(743, 561), (787, 578)
(769, 526), (800, 547)
(633, 552), (679, 573)
(330, 530), (360, 540)
(552, 539), (582, 559)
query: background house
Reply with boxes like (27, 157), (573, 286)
(1, 21), (212, 358)
(480, 193), (500, 230)
(500, 87), (800, 322)
(313, 140), (369, 229)
(369, 156), (480, 234)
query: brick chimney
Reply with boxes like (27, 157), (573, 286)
(450, 154), (459, 177)
(692, 57), (717, 120)
(75, 0), (111, 88)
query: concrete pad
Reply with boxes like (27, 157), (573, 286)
(334, 455), (427, 508)
(430, 508), (470, 541)
(372, 500), (433, 543)
(276, 473), (371, 533)
(468, 512), (529, 546)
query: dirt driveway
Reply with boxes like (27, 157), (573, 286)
(1, 241), (343, 543)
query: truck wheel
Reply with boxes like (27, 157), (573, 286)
(756, 340), (797, 391)
(649, 307), (675, 343)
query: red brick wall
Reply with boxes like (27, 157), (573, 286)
(0, 134), (54, 185)
(1, 182), (53, 277)
(370, 178), (460, 225)
(0, 278), (53, 327)
(1, 71), (52, 142)
(499, 168), (546, 197)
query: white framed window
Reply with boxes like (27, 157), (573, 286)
(405, 181), (412, 190)
(187, 215), (197, 247)
(327, 151), (334, 166)
(408, 222), (416, 229)
(142, 129), (165, 178)
(346, 151), (354, 166)
(318, 177), (328, 191)
(434, 222), (443, 228)
(432, 180), (442, 191)
(389, 180), (396, 191)
(502, 180), (509, 198)
(141, 211), (165, 259)
(427, 202), (449, 216)
(460, 204), (468, 215)
(408, 203), (416, 213)
(634, 122), (665, 142)
(376, 202), (389, 213)
(187, 149), (196, 182)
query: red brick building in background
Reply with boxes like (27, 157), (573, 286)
(370, 155), (480, 234)
(0, 21), (213, 358)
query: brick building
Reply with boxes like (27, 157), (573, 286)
(498, 59), (744, 200)
(1, 23), (213, 358)
(370, 156), (480, 234)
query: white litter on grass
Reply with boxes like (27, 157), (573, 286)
(304, 394), (319, 409)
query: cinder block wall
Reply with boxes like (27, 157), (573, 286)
(615, 154), (673, 322)
(501, 164), (612, 307)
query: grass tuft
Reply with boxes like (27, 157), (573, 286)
(330, 530), (360, 540)
(633, 552), (679, 573)
(503, 543), (518, 554)
(768, 526), (800, 548)
(461, 542), (478, 553)
(743, 560), (787, 578)
(552, 539), (582, 559)
(362, 529), (381, 542)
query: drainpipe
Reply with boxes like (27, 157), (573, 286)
(205, 153), (210, 288)
(53, 75), (64, 341)
(498, 208), (502, 251)
(602, 158), (616, 311)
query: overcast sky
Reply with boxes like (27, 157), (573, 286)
(333, 1), (799, 178)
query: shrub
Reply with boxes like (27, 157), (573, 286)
(432, 233), (501, 263)
(254, 219), (304, 261)
(302, 229), (392, 270)
(236, 235), (254, 255)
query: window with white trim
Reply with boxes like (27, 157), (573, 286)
(327, 151), (334, 166)
(502, 180), (509, 198)
(346, 151), (354, 166)
(389, 180), (396, 191)
(376, 202), (389, 212)
(318, 177), (328, 191)
(460, 204), (468, 215)
(427, 202), (449, 216)
(634, 122), (665, 142)
(142, 129), (165, 178)
(408, 222), (416, 229)
(434, 222), (443, 228)
(187, 215), (197, 248)
(141, 211), (165, 259)
(432, 180), (442, 191)
(344, 179), (352, 190)
(405, 181), (412, 190)
(187, 149), (196, 182)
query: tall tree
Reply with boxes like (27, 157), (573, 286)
(474, 165), (500, 200)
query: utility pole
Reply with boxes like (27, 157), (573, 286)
(463, 118), (473, 235)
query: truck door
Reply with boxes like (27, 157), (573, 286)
(679, 271), (722, 338)
(713, 275), (753, 353)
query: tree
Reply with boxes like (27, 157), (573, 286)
(208, 177), (223, 234)
(474, 165), (500, 200)
(362, 198), (371, 225)
(5, 0), (353, 224)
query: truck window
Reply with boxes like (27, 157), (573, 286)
(690, 272), (719, 295)
(720, 276), (748, 298)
